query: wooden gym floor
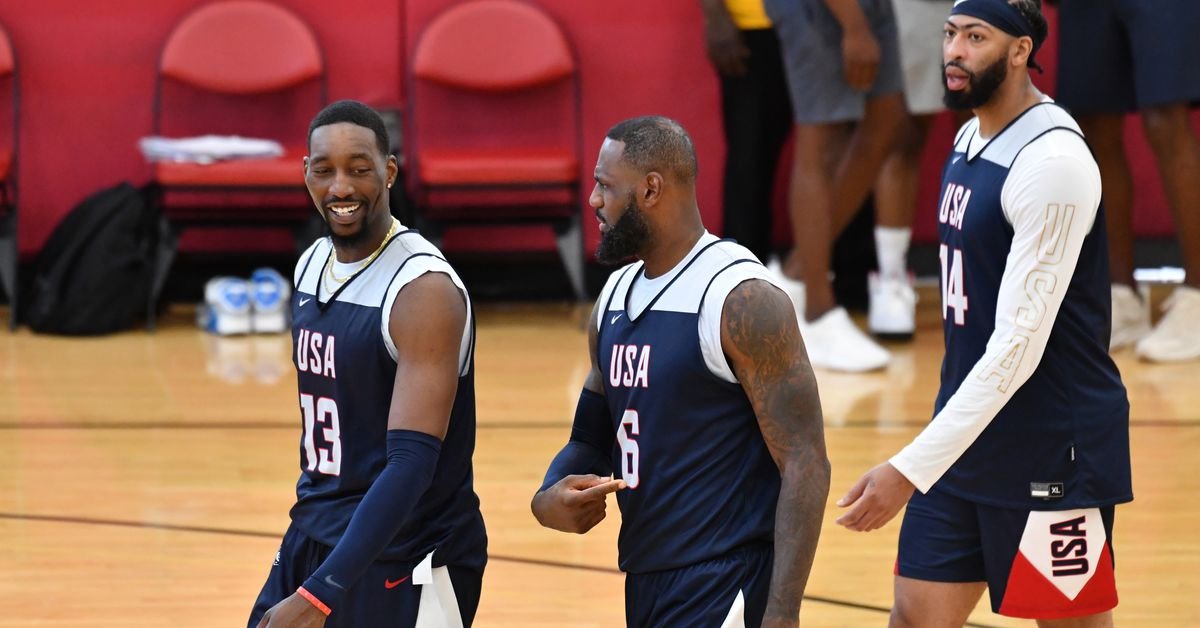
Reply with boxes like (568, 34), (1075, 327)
(0, 287), (1197, 626)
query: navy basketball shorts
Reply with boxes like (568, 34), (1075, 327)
(1057, 0), (1200, 113)
(247, 524), (483, 628)
(625, 544), (773, 628)
(897, 486), (1118, 620)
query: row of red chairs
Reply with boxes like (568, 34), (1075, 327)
(4, 0), (588, 330)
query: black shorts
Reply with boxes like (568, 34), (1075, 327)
(897, 485), (1118, 620)
(625, 544), (773, 628)
(1057, 0), (1200, 113)
(248, 523), (483, 627)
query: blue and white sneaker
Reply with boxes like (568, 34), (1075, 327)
(197, 277), (252, 335)
(250, 267), (290, 334)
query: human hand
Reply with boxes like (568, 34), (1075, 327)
(703, 12), (751, 77)
(531, 474), (626, 534)
(834, 462), (915, 531)
(256, 592), (327, 628)
(840, 25), (881, 91)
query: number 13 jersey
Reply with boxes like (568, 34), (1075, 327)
(287, 222), (487, 569)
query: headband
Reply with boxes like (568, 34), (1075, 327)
(951, 0), (1044, 71)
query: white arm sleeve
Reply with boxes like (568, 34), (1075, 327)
(889, 133), (1102, 492)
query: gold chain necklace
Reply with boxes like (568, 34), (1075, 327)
(323, 220), (398, 290)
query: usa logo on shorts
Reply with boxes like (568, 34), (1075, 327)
(999, 509), (1118, 619)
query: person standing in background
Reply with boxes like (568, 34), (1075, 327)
(763, 0), (907, 372)
(867, 0), (955, 339)
(1055, 0), (1200, 362)
(701, 0), (793, 266)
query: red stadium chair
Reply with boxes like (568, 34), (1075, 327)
(148, 0), (326, 328)
(0, 22), (17, 329)
(408, 0), (585, 299)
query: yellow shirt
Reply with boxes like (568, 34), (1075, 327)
(724, 0), (771, 29)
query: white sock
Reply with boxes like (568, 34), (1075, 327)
(875, 226), (911, 280)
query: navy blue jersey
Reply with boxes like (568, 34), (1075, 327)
(597, 234), (782, 573)
(287, 222), (486, 568)
(931, 103), (1132, 509)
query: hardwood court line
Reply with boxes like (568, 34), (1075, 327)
(0, 420), (295, 430)
(0, 511), (1007, 625)
(0, 419), (1196, 430)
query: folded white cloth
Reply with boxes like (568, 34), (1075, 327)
(139, 135), (285, 164)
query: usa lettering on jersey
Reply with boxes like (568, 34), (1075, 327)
(296, 328), (337, 379)
(939, 182), (972, 230)
(609, 343), (651, 388)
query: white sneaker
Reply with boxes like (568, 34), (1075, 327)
(197, 277), (252, 335)
(250, 267), (290, 334)
(1109, 283), (1150, 351)
(1136, 285), (1200, 362)
(868, 272), (917, 338)
(802, 307), (891, 372)
(767, 257), (805, 319)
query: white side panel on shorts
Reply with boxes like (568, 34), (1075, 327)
(719, 590), (746, 628)
(414, 551), (464, 628)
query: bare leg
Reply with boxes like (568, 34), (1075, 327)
(783, 122), (840, 321)
(1141, 103), (1200, 289)
(783, 93), (905, 321)
(1078, 113), (1135, 288)
(833, 92), (908, 237)
(875, 112), (937, 231)
(890, 576), (986, 628)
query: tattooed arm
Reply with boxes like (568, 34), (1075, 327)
(722, 279), (830, 627)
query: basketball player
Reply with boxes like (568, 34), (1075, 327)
(531, 116), (830, 627)
(835, 1), (1132, 625)
(249, 100), (487, 627)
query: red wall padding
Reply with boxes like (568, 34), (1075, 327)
(0, 1), (1188, 259)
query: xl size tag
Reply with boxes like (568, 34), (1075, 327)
(1030, 482), (1065, 499)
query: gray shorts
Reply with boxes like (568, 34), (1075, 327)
(893, 0), (953, 115)
(764, 0), (904, 124)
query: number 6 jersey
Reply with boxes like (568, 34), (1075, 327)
(287, 221), (487, 570)
(597, 233), (783, 574)
(889, 101), (1132, 511)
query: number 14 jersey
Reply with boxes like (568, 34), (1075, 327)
(913, 101), (1132, 511)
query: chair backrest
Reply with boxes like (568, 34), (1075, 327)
(0, 23), (13, 79)
(408, 0), (579, 163)
(160, 0), (323, 95)
(0, 21), (16, 199)
(413, 0), (574, 92)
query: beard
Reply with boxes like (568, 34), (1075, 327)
(327, 220), (374, 250)
(322, 196), (381, 250)
(595, 195), (652, 265)
(943, 53), (1009, 111)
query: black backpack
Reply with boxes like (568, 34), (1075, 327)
(25, 183), (159, 335)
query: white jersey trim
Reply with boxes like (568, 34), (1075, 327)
(293, 221), (472, 375)
(891, 105), (1103, 493)
(596, 234), (780, 384)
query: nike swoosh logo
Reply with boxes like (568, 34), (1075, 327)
(611, 313), (622, 325)
(325, 575), (345, 590)
(384, 576), (410, 589)
(299, 298), (311, 307)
